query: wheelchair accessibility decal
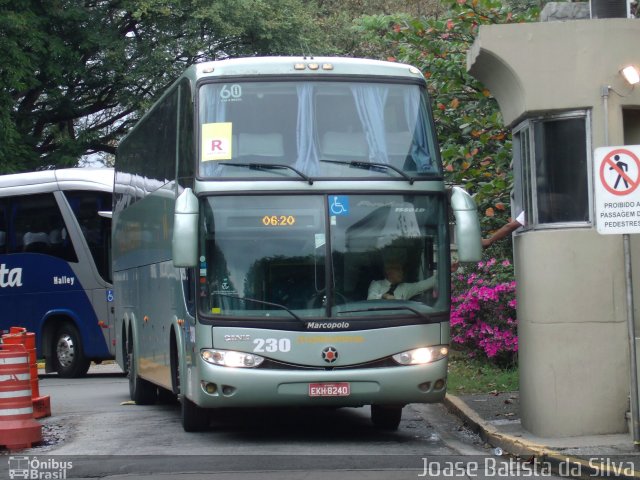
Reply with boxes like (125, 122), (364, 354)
(329, 196), (349, 216)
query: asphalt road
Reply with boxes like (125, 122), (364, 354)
(1, 364), (566, 479)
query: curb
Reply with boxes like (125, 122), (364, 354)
(444, 394), (640, 479)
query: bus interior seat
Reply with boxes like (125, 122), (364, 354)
(321, 132), (367, 160)
(48, 228), (70, 257)
(237, 133), (284, 160)
(23, 232), (50, 253)
(48, 228), (66, 245)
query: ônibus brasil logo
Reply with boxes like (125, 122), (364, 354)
(8, 456), (73, 479)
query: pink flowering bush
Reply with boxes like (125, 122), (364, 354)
(451, 258), (518, 366)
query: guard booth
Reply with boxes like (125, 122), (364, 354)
(467, 2), (640, 437)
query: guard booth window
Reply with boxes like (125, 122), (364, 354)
(513, 111), (591, 228)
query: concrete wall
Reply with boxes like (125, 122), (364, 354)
(468, 19), (640, 136)
(515, 230), (629, 436)
(468, 18), (640, 437)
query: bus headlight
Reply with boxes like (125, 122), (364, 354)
(201, 349), (265, 368)
(392, 346), (448, 365)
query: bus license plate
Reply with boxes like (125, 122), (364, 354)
(309, 382), (350, 397)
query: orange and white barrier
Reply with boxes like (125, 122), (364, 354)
(1, 327), (51, 418)
(0, 343), (42, 450)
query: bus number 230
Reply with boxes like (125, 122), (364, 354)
(253, 338), (291, 353)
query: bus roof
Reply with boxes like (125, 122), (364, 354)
(182, 56), (425, 83)
(0, 168), (114, 196)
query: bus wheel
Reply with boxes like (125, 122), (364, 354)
(182, 396), (207, 432)
(174, 344), (208, 432)
(371, 405), (403, 430)
(127, 336), (158, 405)
(54, 323), (90, 378)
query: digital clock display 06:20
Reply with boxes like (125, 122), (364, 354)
(262, 215), (296, 226)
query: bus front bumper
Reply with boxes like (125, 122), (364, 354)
(189, 357), (448, 408)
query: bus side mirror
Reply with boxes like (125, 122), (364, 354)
(451, 186), (482, 263)
(173, 188), (199, 268)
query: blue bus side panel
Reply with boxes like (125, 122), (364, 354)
(0, 253), (110, 358)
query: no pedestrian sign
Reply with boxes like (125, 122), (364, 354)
(594, 145), (640, 234)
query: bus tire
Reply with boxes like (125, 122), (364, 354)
(54, 322), (91, 378)
(120, 324), (129, 376)
(181, 396), (207, 432)
(371, 405), (403, 430)
(127, 335), (158, 405)
(174, 339), (208, 431)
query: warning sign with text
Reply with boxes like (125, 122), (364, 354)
(594, 145), (640, 234)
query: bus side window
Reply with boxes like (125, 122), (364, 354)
(10, 193), (77, 262)
(0, 200), (7, 254)
(183, 267), (196, 317)
(63, 191), (112, 282)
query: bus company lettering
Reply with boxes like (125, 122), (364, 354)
(53, 276), (75, 286)
(224, 334), (251, 342)
(0, 264), (22, 288)
(306, 321), (350, 330)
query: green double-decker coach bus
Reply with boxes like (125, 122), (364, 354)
(113, 56), (482, 432)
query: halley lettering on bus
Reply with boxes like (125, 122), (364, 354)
(53, 276), (75, 286)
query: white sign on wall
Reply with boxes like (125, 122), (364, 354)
(594, 145), (640, 235)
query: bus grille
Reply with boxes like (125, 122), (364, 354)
(258, 357), (398, 371)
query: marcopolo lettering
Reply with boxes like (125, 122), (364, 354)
(0, 264), (22, 288)
(306, 321), (350, 330)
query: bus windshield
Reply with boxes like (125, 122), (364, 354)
(198, 81), (441, 179)
(198, 193), (449, 322)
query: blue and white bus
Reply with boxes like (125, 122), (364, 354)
(0, 168), (114, 377)
(113, 57), (482, 431)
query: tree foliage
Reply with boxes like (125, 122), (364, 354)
(314, 0), (446, 56)
(354, 0), (539, 242)
(0, 0), (329, 172)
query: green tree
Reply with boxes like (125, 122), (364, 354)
(314, 0), (445, 56)
(0, 0), (328, 172)
(354, 0), (539, 247)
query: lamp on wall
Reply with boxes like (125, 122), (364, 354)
(621, 65), (640, 85)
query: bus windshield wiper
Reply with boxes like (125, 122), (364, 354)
(215, 293), (306, 324)
(336, 305), (427, 318)
(223, 162), (313, 185)
(320, 159), (414, 184)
